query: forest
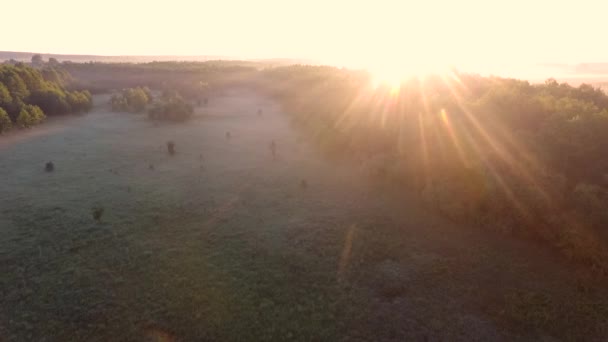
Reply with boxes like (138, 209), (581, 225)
(0, 59), (92, 133)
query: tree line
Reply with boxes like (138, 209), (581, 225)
(110, 86), (152, 112)
(256, 65), (608, 270)
(0, 63), (92, 133)
(110, 87), (194, 121)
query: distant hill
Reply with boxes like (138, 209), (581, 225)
(0, 51), (314, 65)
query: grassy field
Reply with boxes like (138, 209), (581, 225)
(1, 90), (608, 341)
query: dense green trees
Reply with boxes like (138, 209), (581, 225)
(110, 87), (151, 112)
(0, 107), (11, 133)
(0, 64), (92, 132)
(15, 105), (45, 128)
(148, 92), (193, 121)
(110, 86), (192, 121)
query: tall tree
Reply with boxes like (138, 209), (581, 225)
(31, 54), (44, 67)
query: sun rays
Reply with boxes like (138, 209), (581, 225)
(288, 66), (558, 223)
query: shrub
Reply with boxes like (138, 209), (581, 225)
(45, 161), (54, 172)
(148, 92), (193, 121)
(167, 141), (175, 155)
(110, 87), (150, 112)
(66, 90), (93, 112)
(92, 207), (104, 221)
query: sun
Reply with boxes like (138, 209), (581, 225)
(367, 59), (450, 91)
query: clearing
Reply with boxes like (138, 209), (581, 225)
(1, 89), (607, 341)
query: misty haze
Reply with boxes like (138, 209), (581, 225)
(2, 1), (608, 341)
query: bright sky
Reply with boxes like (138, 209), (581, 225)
(4, 0), (608, 76)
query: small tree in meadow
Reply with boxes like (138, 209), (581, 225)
(167, 141), (175, 155)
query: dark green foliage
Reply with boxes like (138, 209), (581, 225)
(26, 105), (45, 125)
(0, 64), (92, 133)
(0, 107), (11, 133)
(1, 69), (30, 100)
(66, 90), (93, 113)
(28, 89), (70, 115)
(15, 105), (45, 128)
(0, 83), (12, 106)
(148, 92), (193, 121)
(16, 108), (29, 128)
(111, 87), (150, 112)
(41, 67), (72, 86)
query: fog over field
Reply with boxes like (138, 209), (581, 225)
(4, 0), (608, 340)
(1, 89), (607, 340)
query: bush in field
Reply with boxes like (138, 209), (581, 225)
(92, 207), (104, 222)
(148, 92), (193, 121)
(167, 141), (175, 155)
(66, 90), (93, 112)
(110, 94), (128, 112)
(0, 108), (11, 133)
(124, 87), (149, 111)
(111, 87), (151, 112)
